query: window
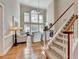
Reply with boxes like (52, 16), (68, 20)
(39, 15), (43, 23)
(24, 13), (29, 22)
(39, 25), (43, 33)
(31, 13), (38, 23)
(24, 10), (45, 33)
(24, 24), (30, 32)
(31, 25), (38, 32)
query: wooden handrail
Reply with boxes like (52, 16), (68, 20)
(65, 15), (78, 31)
(47, 2), (75, 31)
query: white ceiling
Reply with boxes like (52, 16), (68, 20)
(19, 0), (52, 9)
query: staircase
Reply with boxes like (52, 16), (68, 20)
(43, 15), (78, 59)
(40, 1), (78, 59)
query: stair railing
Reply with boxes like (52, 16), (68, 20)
(47, 2), (75, 30)
(42, 2), (76, 59)
(43, 2), (75, 48)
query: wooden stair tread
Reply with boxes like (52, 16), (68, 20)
(53, 41), (67, 48)
(50, 46), (64, 57)
(56, 36), (67, 41)
(46, 50), (62, 59)
(59, 33), (64, 35)
(44, 15), (78, 59)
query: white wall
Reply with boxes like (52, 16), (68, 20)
(46, 0), (74, 32)
(0, 0), (20, 56)
(46, 0), (54, 27)
(4, 0), (20, 35)
(74, 0), (78, 15)
(54, 0), (75, 32)
(54, 0), (74, 19)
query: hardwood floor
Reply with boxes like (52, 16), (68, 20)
(0, 42), (45, 59)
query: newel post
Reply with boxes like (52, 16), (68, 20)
(63, 30), (73, 59)
(43, 26), (48, 47)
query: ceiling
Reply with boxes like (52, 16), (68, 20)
(19, 0), (52, 9)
